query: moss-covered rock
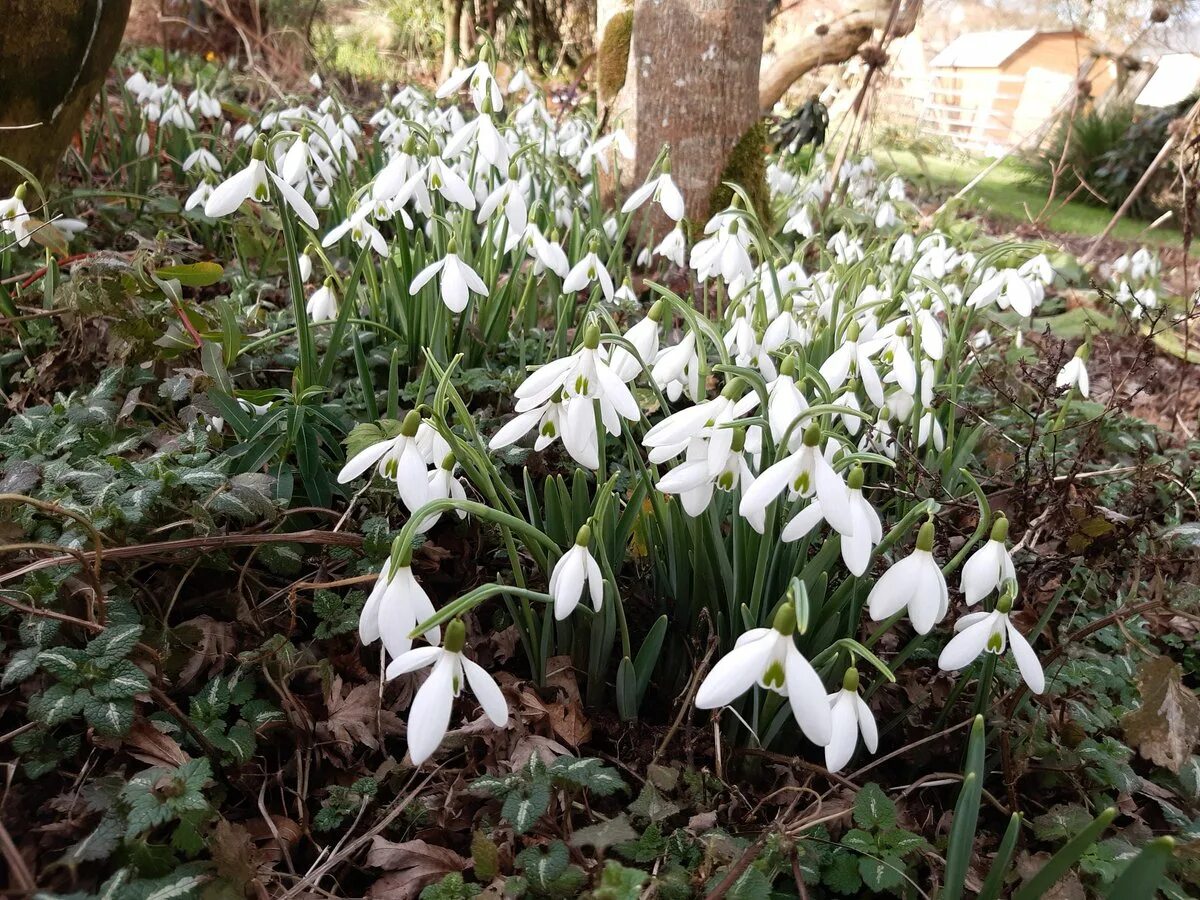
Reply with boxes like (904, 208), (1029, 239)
(598, 10), (634, 103)
(710, 121), (772, 228)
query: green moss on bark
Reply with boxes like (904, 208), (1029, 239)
(710, 121), (772, 228)
(598, 11), (634, 102)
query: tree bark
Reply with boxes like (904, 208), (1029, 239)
(0, 0), (133, 194)
(757, 0), (920, 113)
(441, 0), (464, 81)
(602, 0), (767, 228)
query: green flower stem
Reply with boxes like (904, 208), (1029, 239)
(409, 584), (553, 638)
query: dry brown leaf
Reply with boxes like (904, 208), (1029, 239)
(175, 615), (235, 687)
(124, 719), (190, 768)
(365, 837), (468, 900)
(1121, 655), (1200, 773)
(316, 676), (402, 760)
(210, 820), (263, 894)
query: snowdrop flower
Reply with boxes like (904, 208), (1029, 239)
(489, 391), (598, 469)
(185, 181), (213, 212)
(204, 138), (319, 229)
(783, 205), (815, 239)
(643, 379), (759, 475)
(416, 453), (468, 531)
(360, 558), (440, 660)
(477, 166), (528, 235)
(691, 216), (754, 284)
(444, 110), (508, 169)
(782, 466), (881, 576)
(765, 360), (808, 444)
(424, 155), (477, 210)
(651, 332), (704, 403)
(564, 241), (615, 301)
(135, 131), (152, 156)
(1055, 346), (1089, 398)
(939, 590), (1044, 694)
(874, 200), (898, 229)
(653, 225), (687, 266)
(297, 248), (314, 283)
(621, 169), (685, 221)
(578, 130), (634, 175)
(695, 604), (832, 747)
(0, 184), (35, 248)
(606, 300), (664, 382)
(437, 59), (504, 112)
(550, 524), (605, 620)
(657, 427), (759, 523)
(513, 323), (640, 442)
(739, 423), (853, 535)
(183, 148), (222, 175)
(410, 241), (489, 313)
(306, 278), (338, 322)
(825, 668), (878, 773)
(967, 269), (1035, 317)
(867, 520), (948, 635)
(322, 204), (388, 255)
(960, 516), (1016, 606)
(390, 619), (508, 764)
(337, 411), (432, 515)
(821, 320), (884, 407)
(525, 224), (569, 277)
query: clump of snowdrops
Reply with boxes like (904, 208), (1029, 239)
(9, 46), (1145, 774)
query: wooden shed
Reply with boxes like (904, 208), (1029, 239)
(917, 29), (1116, 151)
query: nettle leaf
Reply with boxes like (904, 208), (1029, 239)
(93, 659), (151, 699)
(501, 778), (551, 835)
(258, 542), (303, 576)
(84, 696), (135, 736)
(224, 724), (256, 762)
(30, 683), (87, 725)
(1033, 803), (1095, 841)
(37, 646), (88, 681)
(877, 827), (928, 856)
(3, 646), (41, 687)
(239, 698), (285, 727)
(627, 782), (681, 822)
(21, 615), (62, 648)
(592, 860), (648, 900)
(859, 854), (906, 892)
(840, 828), (877, 854)
(61, 812), (123, 863)
(853, 782), (897, 830)
(88, 624), (144, 661)
(470, 773), (519, 798)
(706, 865), (772, 900)
(549, 756), (626, 796)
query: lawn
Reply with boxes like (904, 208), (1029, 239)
(877, 148), (1193, 254)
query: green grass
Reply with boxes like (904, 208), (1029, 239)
(876, 149), (1193, 255)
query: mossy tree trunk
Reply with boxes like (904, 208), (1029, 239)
(598, 0), (767, 232)
(0, 0), (133, 195)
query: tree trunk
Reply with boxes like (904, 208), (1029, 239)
(602, 0), (767, 229)
(441, 0), (463, 81)
(0, 0), (133, 194)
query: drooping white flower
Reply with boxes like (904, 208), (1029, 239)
(337, 410), (434, 514)
(359, 558), (440, 660)
(524, 224), (570, 277)
(322, 204), (390, 256)
(606, 300), (664, 382)
(204, 138), (319, 229)
(657, 427), (759, 524)
(489, 391), (599, 470)
(739, 423), (853, 535)
(960, 516), (1016, 606)
(621, 170), (685, 221)
(416, 453), (469, 532)
(306, 278), (338, 322)
(550, 525), (605, 620)
(513, 322), (641, 439)
(643, 379), (759, 476)
(183, 147), (222, 175)
(782, 465), (881, 576)
(821, 320), (884, 408)
(477, 167), (528, 236)
(563, 243), (615, 301)
(436, 60), (504, 113)
(1055, 347), (1089, 398)
(409, 242), (489, 313)
(867, 520), (948, 635)
(939, 593), (1044, 694)
(390, 619), (508, 764)
(0, 184), (35, 247)
(695, 604), (832, 747)
(967, 269), (1035, 317)
(651, 332), (704, 403)
(825, 668), (879, 773)
(653, 225), (687, 266)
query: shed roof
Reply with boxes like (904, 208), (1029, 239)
(930, 29), (1083, 69)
